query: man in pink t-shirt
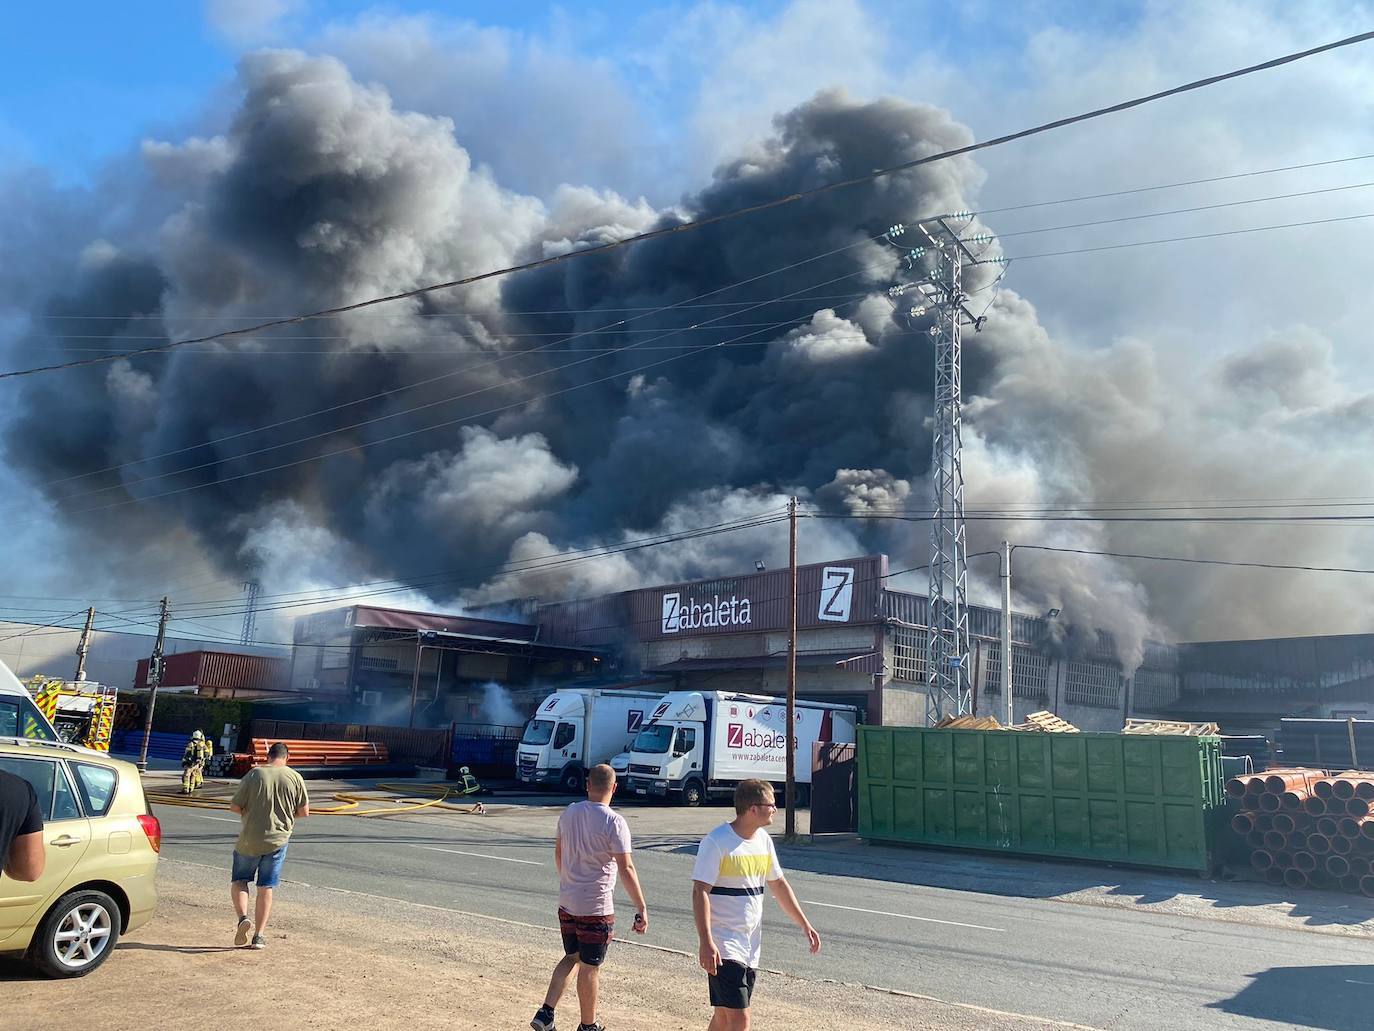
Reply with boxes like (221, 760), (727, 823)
(532, 763), (649, 1031)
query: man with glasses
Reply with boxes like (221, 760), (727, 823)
(691, 779), (820, 1030)
(532, 763), (648, 1031)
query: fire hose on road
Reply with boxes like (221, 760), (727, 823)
(144, 781), (487, 817)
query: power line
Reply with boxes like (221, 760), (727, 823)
(802, 510), (1374, 525)
(1010, 209), (1374, 260)
(29, 274), (879, 519)
(25, 150), (1374, 328)
(27, 242), (875, 496)
(978, 152), (1374, 217)
(6, 29), (1370, 381)
(996, 178), (1374, 239)
(103, 508), (794, 619)
(1015, 543), (1374, 575)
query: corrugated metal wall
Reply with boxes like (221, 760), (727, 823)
(137, 650), (288, 693)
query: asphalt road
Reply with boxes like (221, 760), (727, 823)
(152, 788), (1374, 1030)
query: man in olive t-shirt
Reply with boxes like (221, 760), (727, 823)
(228, 742), (309, 949)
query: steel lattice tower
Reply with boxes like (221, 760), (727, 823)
(240, 580), (261, 646)
(884, 216), (1005, 724)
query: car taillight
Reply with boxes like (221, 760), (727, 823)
(136, 813), (162, 853)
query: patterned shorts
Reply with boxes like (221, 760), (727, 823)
(558, 907), (614, 966)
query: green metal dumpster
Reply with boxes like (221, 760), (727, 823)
(858, 726), (1225, 873)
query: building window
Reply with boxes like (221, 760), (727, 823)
(982, 643), (1049, 699)
(1131, 668), (1180, 710)
(891, 625), (929, 683)
(1065, 659), (1123, 708)
(358, 655), (400, 672)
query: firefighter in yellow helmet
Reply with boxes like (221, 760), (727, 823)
(181, 730), (213, 794)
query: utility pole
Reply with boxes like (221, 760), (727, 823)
(240, 580), (261, 646)
(1000, 541), (1013, 727)
(136, 597), (170, 774)
(785, 495), (799, 842)
(884, 217), (1006, 725)
(74, 606), (95, 682)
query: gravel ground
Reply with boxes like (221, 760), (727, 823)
(5, 859), (1076, 1031)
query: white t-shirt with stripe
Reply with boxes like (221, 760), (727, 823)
(691, 822), (784, 968)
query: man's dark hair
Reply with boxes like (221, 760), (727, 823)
(267, 742), (290, 762)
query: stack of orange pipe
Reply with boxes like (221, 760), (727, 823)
(1228, 770), (1374, 896)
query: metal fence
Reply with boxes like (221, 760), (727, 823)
(451, 724), (524, 778)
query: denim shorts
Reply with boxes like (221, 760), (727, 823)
(231, 846), (289, 888)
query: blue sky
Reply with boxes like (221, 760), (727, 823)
(0, 0), (1151, 183)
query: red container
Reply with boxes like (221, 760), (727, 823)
(135, 650), (289, 696)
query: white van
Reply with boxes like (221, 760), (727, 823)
(0, 660), (61, 742)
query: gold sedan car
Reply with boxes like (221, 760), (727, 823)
(0, 736), (160, 977)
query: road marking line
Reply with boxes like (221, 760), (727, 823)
(410, 844), (543, 866)
(187, 814), (238, 823)
(801, 900), (1003, 932)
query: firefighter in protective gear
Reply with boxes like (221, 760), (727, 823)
(181, 730), (213, 794)
(457, 766), (484, 814)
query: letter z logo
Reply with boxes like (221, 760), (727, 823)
(627, 710), (644, 733)
(727, 723), (743, 748)
(661, 593), (682, 633)
(818, 566), (855, 622)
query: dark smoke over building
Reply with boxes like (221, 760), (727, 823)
(5, 49), (1374, 662)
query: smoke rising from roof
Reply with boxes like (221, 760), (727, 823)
(4, 48), (1374, 665)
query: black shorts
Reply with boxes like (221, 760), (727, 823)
(708, 960), (757, 1009)
(558, 908), (614, 966)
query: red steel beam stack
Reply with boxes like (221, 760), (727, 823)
(1227, 770), (1374, 897)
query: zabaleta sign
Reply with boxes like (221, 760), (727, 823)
(634, 556), (884, 640)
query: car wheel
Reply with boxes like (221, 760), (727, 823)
(561, 766), (584, 793)
(683, 778), (705, 807)
(30, 889), (122, 978)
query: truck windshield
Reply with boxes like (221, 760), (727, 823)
(632, 723), (674, 754)
(521, 719), (555, 746)
(0, 696), (59, 742)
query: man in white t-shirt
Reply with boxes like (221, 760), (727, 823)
(691, 779), (820, 1029)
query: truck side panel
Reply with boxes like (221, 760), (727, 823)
(584, 693), (657, 768)
(709, 701), (836, 784)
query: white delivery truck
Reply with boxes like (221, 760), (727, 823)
(517, 688), (663, 792)
(623, 690), (858, 806)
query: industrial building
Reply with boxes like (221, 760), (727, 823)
(284, 554), (1374, 735)
(287, 604), (622, 725)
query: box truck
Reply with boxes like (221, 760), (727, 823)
(623, 690), (858, 806)
(517, 688), (663, 792)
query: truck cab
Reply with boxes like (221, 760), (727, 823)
(0, 661), (60, 742)
(625, 692), (708, 805)
(517, 692), (587, 791)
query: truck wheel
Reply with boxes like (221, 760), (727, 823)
(682, 778), (705, 807)
(30, 889), (122, 978)
(561, 766), (585, 793)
